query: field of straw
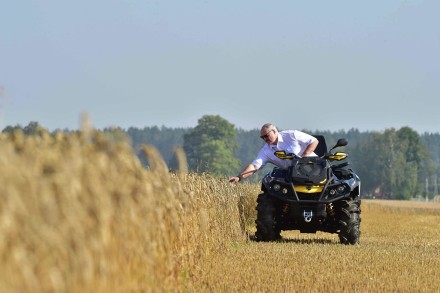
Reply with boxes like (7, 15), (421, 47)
(1, 130), (439, 292)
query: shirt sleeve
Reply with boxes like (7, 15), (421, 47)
(293, 130), (317, 145)
(292, 130), (318, 156)
(252, 147), (269, 169)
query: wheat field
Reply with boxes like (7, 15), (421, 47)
(0, 130), (439, 292)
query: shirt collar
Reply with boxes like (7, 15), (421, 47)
(269, 132), (282, 150)
(277, 132), (283, 143)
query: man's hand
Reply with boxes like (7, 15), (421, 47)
(229, 164), (258, 183)
(302, 139), (319, 156)
(229, 174), (243, 183)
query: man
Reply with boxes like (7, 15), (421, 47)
(229, 123), (319, 183)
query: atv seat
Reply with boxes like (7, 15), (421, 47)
(312, 135), (328, 157)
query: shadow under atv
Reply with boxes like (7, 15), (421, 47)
(249, 234), (336, 245)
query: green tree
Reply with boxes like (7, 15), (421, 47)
(2, 121), (48, 136)
(395, 127), (429, 197)
(183, 115), (240, 176)
(420, 132), (440, 199)
(351, 127), (428, 199)
(126, 126), (189, 168)
(2, 124), (22, 134)
(396, 127), (427, 164)
(351, 131), (391, 196)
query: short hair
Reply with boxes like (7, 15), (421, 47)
(261, 123), (277, 132)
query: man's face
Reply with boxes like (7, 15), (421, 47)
(260, 128), (276, 144)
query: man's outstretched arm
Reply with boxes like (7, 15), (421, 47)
(229, 164), (260, 183)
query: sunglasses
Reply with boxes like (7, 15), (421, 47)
(260, 129), (273, 140)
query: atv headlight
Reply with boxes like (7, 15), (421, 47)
(273, 184), (281, 192)
(337, 185), (346, 194)
(329, 189), (336, 196)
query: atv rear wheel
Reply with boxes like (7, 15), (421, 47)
(338, 199), (361, 245)
(255, 193), (281, 241)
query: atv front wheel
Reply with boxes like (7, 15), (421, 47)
(255, 193), (281, 241)
(338, 199), (361, 245)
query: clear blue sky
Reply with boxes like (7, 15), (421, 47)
(1, 0), (439, 133)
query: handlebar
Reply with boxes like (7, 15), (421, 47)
(274, 150), (347, 161)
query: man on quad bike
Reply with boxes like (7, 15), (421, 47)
(229, 123), (318, 183)
(229, 123), (361, 244)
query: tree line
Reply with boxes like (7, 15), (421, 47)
(3, 116), (440, 200)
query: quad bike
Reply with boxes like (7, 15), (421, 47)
(255, 136), (361, 244)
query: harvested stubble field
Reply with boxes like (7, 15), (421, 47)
(0, 130), (439, 292)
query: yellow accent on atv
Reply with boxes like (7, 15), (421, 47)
(326, 152), (347, 161)
(294, 184), (325, 193)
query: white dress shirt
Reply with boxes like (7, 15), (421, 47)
(252, 130), (317, 170)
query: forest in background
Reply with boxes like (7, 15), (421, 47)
(3, 117), (440, 201)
